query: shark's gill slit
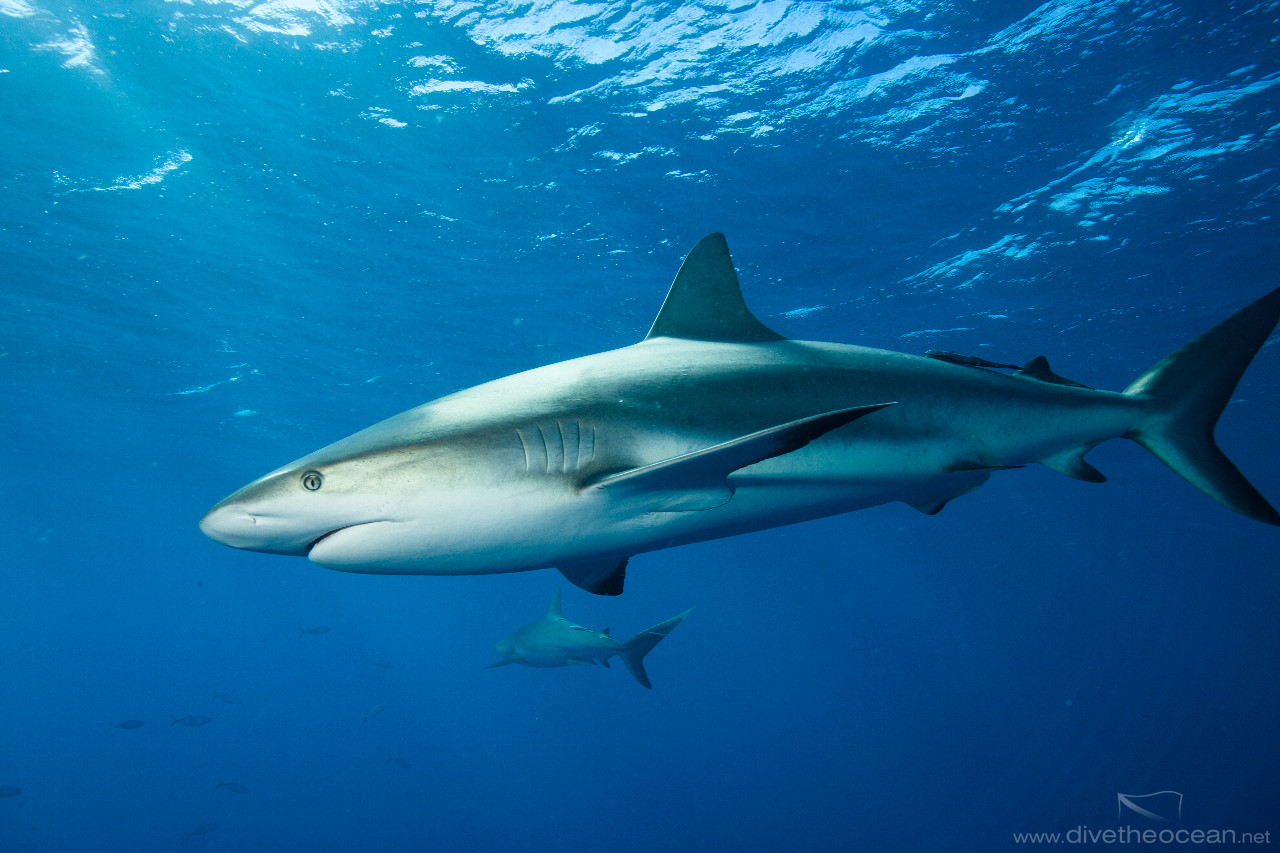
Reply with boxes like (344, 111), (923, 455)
(560, 420), (578, 474)
(583, 424), (595, 470)
(534, 423), (550, 475)
(515, 428), (532, 474)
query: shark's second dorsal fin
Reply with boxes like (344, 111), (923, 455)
(645, 233), (786, 343)
(547, 588), (563, 619)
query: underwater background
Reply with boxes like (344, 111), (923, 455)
(2, 1), (1278, 850)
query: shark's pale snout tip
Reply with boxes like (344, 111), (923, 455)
(198, 504), (255, 547)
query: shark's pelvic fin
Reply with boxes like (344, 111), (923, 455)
(901, 470), (992, 515)
(620, 608), (693, 689)
(585, 404), (894, 512)
(645, 233), (787, 343)
(1124, 285), (1280, 525)
(559, 557), (628, 596)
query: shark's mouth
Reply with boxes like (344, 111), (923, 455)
(304, 520), (401, 566)
(305, 524), (365, 554)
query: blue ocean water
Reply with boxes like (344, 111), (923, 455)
(3, 1), (1279, 850)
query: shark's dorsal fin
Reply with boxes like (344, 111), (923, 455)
(1016, 356), (1094, 389)
(645, 233), (786, 343)
(547, 588), (564, 619)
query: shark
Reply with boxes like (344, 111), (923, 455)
(487, 589), (691, 689)
(200, 233), (1280, 595)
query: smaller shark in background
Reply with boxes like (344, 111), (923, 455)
(488, 590), (691, 689)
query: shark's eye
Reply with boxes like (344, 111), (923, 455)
(301, 470), (323, 491)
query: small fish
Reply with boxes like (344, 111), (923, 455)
(362, 704), (384, 722)
(211, 692), (243, 704)
(0, 786), (21, 798)
(111, 719), (145, 730)
(300, 626), (330, 635)
(215, 781), (248, 794)
(170, 715), (212, 727)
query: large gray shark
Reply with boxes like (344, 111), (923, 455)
(200, 234), (1280, 594)
(487, 589), (691, 689)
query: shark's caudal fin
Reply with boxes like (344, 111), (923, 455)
(619, 608), (693, 689)
(645, 233), (785, 343)
(1123, 285), (1280, 526)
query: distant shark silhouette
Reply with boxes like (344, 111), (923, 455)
(487, 590), (691, 689)
(200, 233), (1280, 595)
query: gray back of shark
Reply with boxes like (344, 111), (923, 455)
(200, 233), (1280, 594)
(488, 590), (691, 688)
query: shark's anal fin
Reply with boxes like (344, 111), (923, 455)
(584, 403), (894, 512)
(559, 558), (628, 596)
(1040, 446), (1107, 483)
(645, 233), (786, 343)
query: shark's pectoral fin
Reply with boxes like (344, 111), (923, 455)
(559, 557), (628, 596)
(485, 660), (516, 669)
(584, 404), (894, 513)
(1040, 446), (1107, 483)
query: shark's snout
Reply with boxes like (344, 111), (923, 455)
(199, 503), (311, 555)
(199, 504), (258, 547)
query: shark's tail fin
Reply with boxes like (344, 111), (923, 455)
(1123, 285), (1280, 526)
(619, 609), (692, 689)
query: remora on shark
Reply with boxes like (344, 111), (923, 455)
(201, 233), (1280, 594)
